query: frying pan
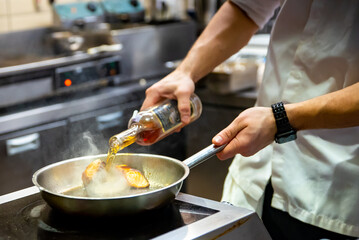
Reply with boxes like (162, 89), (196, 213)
(32, 144), (225, 217)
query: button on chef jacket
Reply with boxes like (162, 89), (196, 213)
(222, 0), (359, 237)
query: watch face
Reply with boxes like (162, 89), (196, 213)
(276, 133), (297, 144)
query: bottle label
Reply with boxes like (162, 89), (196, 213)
(153, 100), (182, 132)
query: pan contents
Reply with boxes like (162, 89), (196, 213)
(82, 159), (106, 186)
(116, 164), (150, 188)
(82, 159), (149, 197)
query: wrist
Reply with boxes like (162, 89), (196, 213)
(271, 102), (297, 144)
(176, 62), (199, 83)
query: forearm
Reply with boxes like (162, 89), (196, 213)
(141, 1), (258, 122)
(286, 82), (359, 130)
(213, 83), (359, 159)
(177, 1), (258, 82)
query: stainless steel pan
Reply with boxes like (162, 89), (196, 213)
(32, 144), (225, 217)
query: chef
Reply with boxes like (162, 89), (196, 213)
(140, 0), (359, 239)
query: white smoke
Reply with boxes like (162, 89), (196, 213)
(84, 166), (131, 197)
(82, 131), (101, 155)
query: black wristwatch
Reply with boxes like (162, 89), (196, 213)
(271, 102), (297, 144)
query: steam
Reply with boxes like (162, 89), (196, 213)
(82, 131), (102, 155)
(84, 166), (131, 197)
(80, 132), (133, 197)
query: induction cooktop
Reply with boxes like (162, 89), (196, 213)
(0, 187), (271, 239)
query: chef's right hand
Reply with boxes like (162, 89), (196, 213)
(212, 106), (277, 159)
(141, 70), (196, 124)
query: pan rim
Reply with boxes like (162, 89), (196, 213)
(32, 153), (190, 200)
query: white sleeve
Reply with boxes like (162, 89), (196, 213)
(230, 0), (282, 28)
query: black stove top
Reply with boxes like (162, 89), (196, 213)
(0, 187), (271, 240)
(0, 190), (216, 240)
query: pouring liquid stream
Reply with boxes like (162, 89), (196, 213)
(105, 125), (140, 170)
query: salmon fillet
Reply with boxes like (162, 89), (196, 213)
(82, 159), (105, 186)
(116, 164), (150, 188)
(82, 160), (149, 189)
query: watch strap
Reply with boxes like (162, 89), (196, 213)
(271, 102), (297, 143)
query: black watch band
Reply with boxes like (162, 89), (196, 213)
(271, 102), (297, 144)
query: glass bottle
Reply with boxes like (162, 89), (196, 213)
(106, 94), (202, 166)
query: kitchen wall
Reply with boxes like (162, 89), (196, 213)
(0, 0), (87, 33)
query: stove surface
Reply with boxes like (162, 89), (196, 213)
(0, 192), (216, 240)
(0, 187), (271, 240)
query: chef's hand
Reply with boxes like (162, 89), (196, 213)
(212, 107), (277, 160)
(141, 70), (196, 124)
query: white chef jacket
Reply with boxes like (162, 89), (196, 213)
(222, 0), (359, 237)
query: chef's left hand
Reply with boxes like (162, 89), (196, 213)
(212, 107), (277, 160)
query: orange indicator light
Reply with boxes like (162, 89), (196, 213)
(64, 79), (72, 87)
(110, 69), (117, 76)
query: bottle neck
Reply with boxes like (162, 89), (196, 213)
(109, 125), (141, 152)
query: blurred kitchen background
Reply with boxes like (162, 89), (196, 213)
(0, 0), (277, 201)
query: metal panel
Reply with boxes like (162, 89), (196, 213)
(0, 121), (67, 195)
(0, 77), (52, 108)
(0, 82), (150, 135)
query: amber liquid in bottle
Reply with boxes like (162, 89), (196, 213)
(106, 94), (202, 167)
(105, 126), (139, 169)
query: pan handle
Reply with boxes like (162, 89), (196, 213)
(183, 144), (226, 169)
